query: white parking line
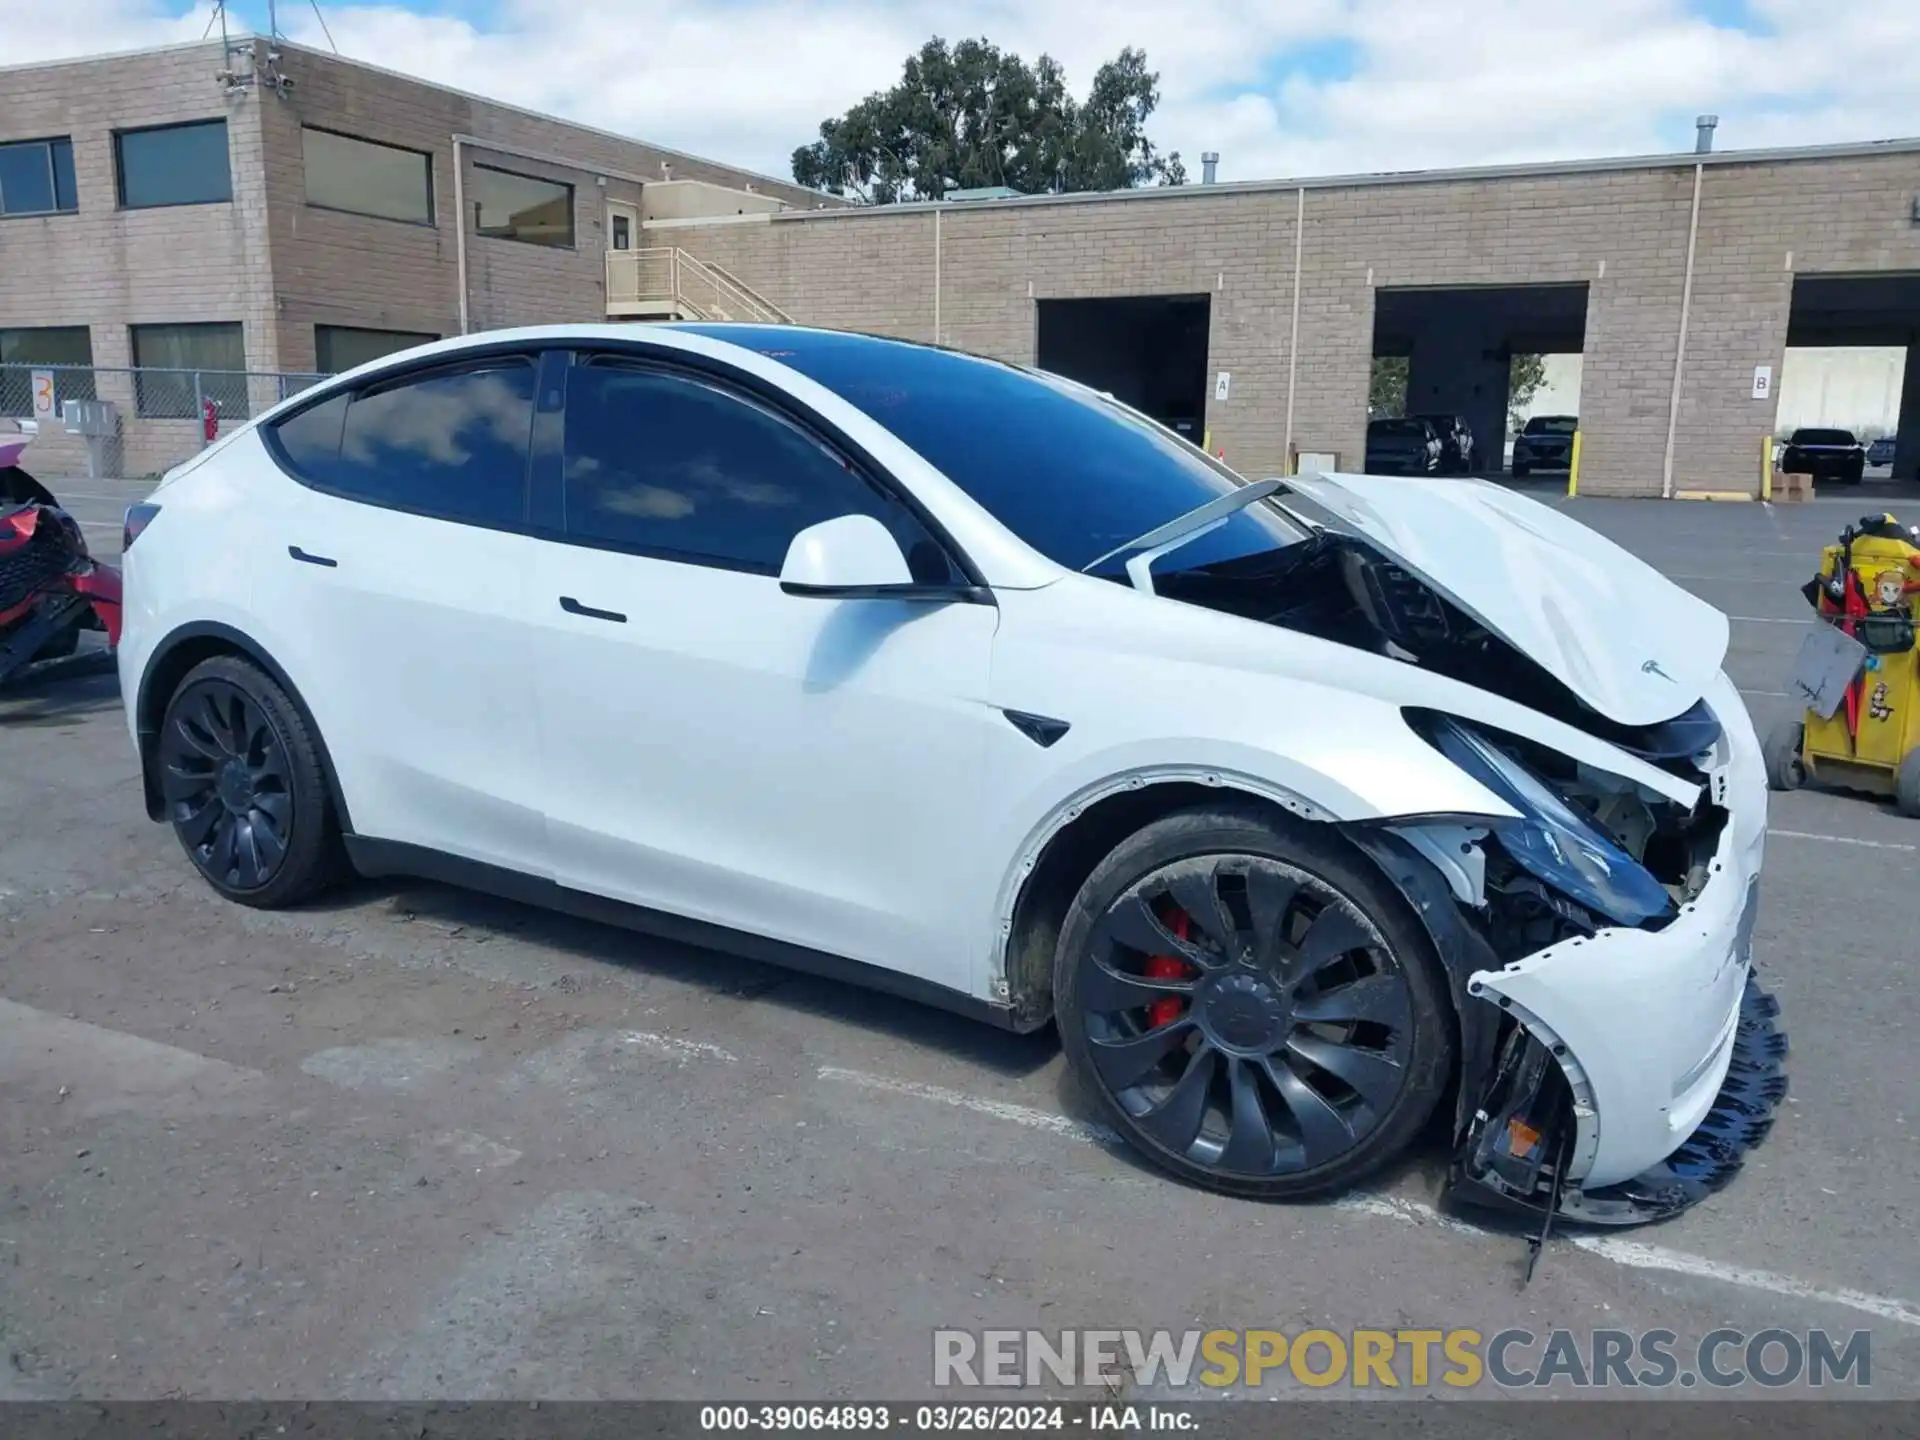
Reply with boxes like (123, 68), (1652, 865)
(1571, 1236), (1920, 1327)
(1347, 1193), (1920, 1327)
(1767, 828), (1918, 852)
(621, 1031), (738, 1064)
(1729, 615), (1808, 625)
(826, 1067), (1920, 1327)
(818, 1065), (1123, 1145)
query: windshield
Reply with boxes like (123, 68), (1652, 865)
(1792, 428), (1856, 446)
(1371, 419), (1429, 438)
(698, 326), (1309, 575)
(1523, 417), (1577, 435)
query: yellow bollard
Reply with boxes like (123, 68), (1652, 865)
(1761, 433), (1773, 501)
(1566, 430), (1583, 497)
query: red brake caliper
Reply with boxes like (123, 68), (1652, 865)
(1145, 908), (1196, 1029)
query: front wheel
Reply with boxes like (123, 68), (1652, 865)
(1055, 804), (1453, 1200)
(156, 655), (342, 908)
(1512, 462), (1531, 478)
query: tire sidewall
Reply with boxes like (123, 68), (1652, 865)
(161, 655), (334, 908)
(1054, 803), (1455, 1199)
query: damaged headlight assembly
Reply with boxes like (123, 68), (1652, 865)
(1422, 715), (1675, 928)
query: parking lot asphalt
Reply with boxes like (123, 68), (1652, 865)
(3, 478), (1918, 1401)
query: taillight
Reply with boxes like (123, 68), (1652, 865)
(123, 502), (161, 551)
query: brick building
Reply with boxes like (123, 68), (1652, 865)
(5, 37), (1920, 496)
(659, 142), (1920, 498)
(0, 37), (832, 475)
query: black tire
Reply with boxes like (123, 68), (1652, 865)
(1054, 802), (1454, 1200)
(1512, 462), (1530, 478)
(155, 654), (342, 908)
(1763, 718), (1806, 793)
(1896, 748), (1920, 819)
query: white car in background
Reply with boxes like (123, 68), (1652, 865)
(115, 324), (1785, 1226)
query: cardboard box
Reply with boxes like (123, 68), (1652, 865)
(1774, 469), (1816, 503)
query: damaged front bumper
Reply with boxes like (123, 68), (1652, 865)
(1452, 965), (1787, 1226)
(1359, 675), (1789, 1229)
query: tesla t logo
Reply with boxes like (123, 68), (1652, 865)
(1642, 660), (1675, 682)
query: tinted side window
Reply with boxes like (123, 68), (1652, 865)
(274, 391), (349, 475)
(560, 363), (940, 575)
(283, 360), (535, 528)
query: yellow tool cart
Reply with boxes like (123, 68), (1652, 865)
(1766, 514), (1920, 813)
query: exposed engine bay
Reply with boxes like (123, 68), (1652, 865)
(1153, 530), (1787, 1231)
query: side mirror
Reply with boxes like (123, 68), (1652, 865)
(779, 515), (978, 602)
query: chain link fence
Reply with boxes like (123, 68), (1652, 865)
(1, 364), (329, 483)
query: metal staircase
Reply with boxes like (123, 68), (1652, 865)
(606, 247), (792, 324)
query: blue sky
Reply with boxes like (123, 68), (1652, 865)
(9, 0), (1917, 187)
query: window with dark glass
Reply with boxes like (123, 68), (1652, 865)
(470, 164), (573, 247)
(278, 359), (536, 529)
(302, 128), (434, 224)
(130, 322), (246, 418)
(315, 325), (439, 375)
(558, 362), (942, 576)
(0, 137), (78, 216)
(115, 120), (232, 208)
(0, 326), (96, 414)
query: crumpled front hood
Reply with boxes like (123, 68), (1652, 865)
(1278, 472), (1730, 728)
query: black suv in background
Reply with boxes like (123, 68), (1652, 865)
(1364, 417), (1443, 475)
(1781, 428), (1867, 485)
(1413, 414), (1476, 473)
(1510, 415), (1577, 476)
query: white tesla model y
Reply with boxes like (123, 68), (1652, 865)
(117, 324), (1785, 1226)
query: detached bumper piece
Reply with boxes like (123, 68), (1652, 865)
(1448, 972), (1788, 1228)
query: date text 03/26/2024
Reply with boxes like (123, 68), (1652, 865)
(700, 1406), (1187, 1432)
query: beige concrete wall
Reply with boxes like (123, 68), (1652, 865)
(0, 43), (277, 477)
(2, 39), (839, 474)
(260, 44), (833, 370)
(669, 151), (1920, 497)
(642, 180), (788, 223)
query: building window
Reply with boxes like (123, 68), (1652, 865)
(0, 137), (78, 217)
(115, 120), (232, 209)
(130, 322), (246, 418)
(302, 128), (434, 225)
(470, 163), (574, 248)
(0, 326), (96, 415)
(315, 325), (439, 374)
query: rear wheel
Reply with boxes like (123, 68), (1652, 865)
(156, 655), (341, 908)
(1512, 461), (1530, 478)
(1055, 803), (1453, 1200)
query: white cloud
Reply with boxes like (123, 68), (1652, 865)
(5, 0), (1919, 187)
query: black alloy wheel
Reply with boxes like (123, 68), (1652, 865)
(1056, 805), (1451, 1199)
(157, 656), (341, 907)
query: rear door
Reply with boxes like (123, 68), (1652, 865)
(259, 351), (552, 875)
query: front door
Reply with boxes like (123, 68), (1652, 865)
(606, 200), (638, 253)
(530, 352), (1001, 994)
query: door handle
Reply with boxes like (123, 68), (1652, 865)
(288, 545), (337, 568)
(559, 595), (627, 624)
